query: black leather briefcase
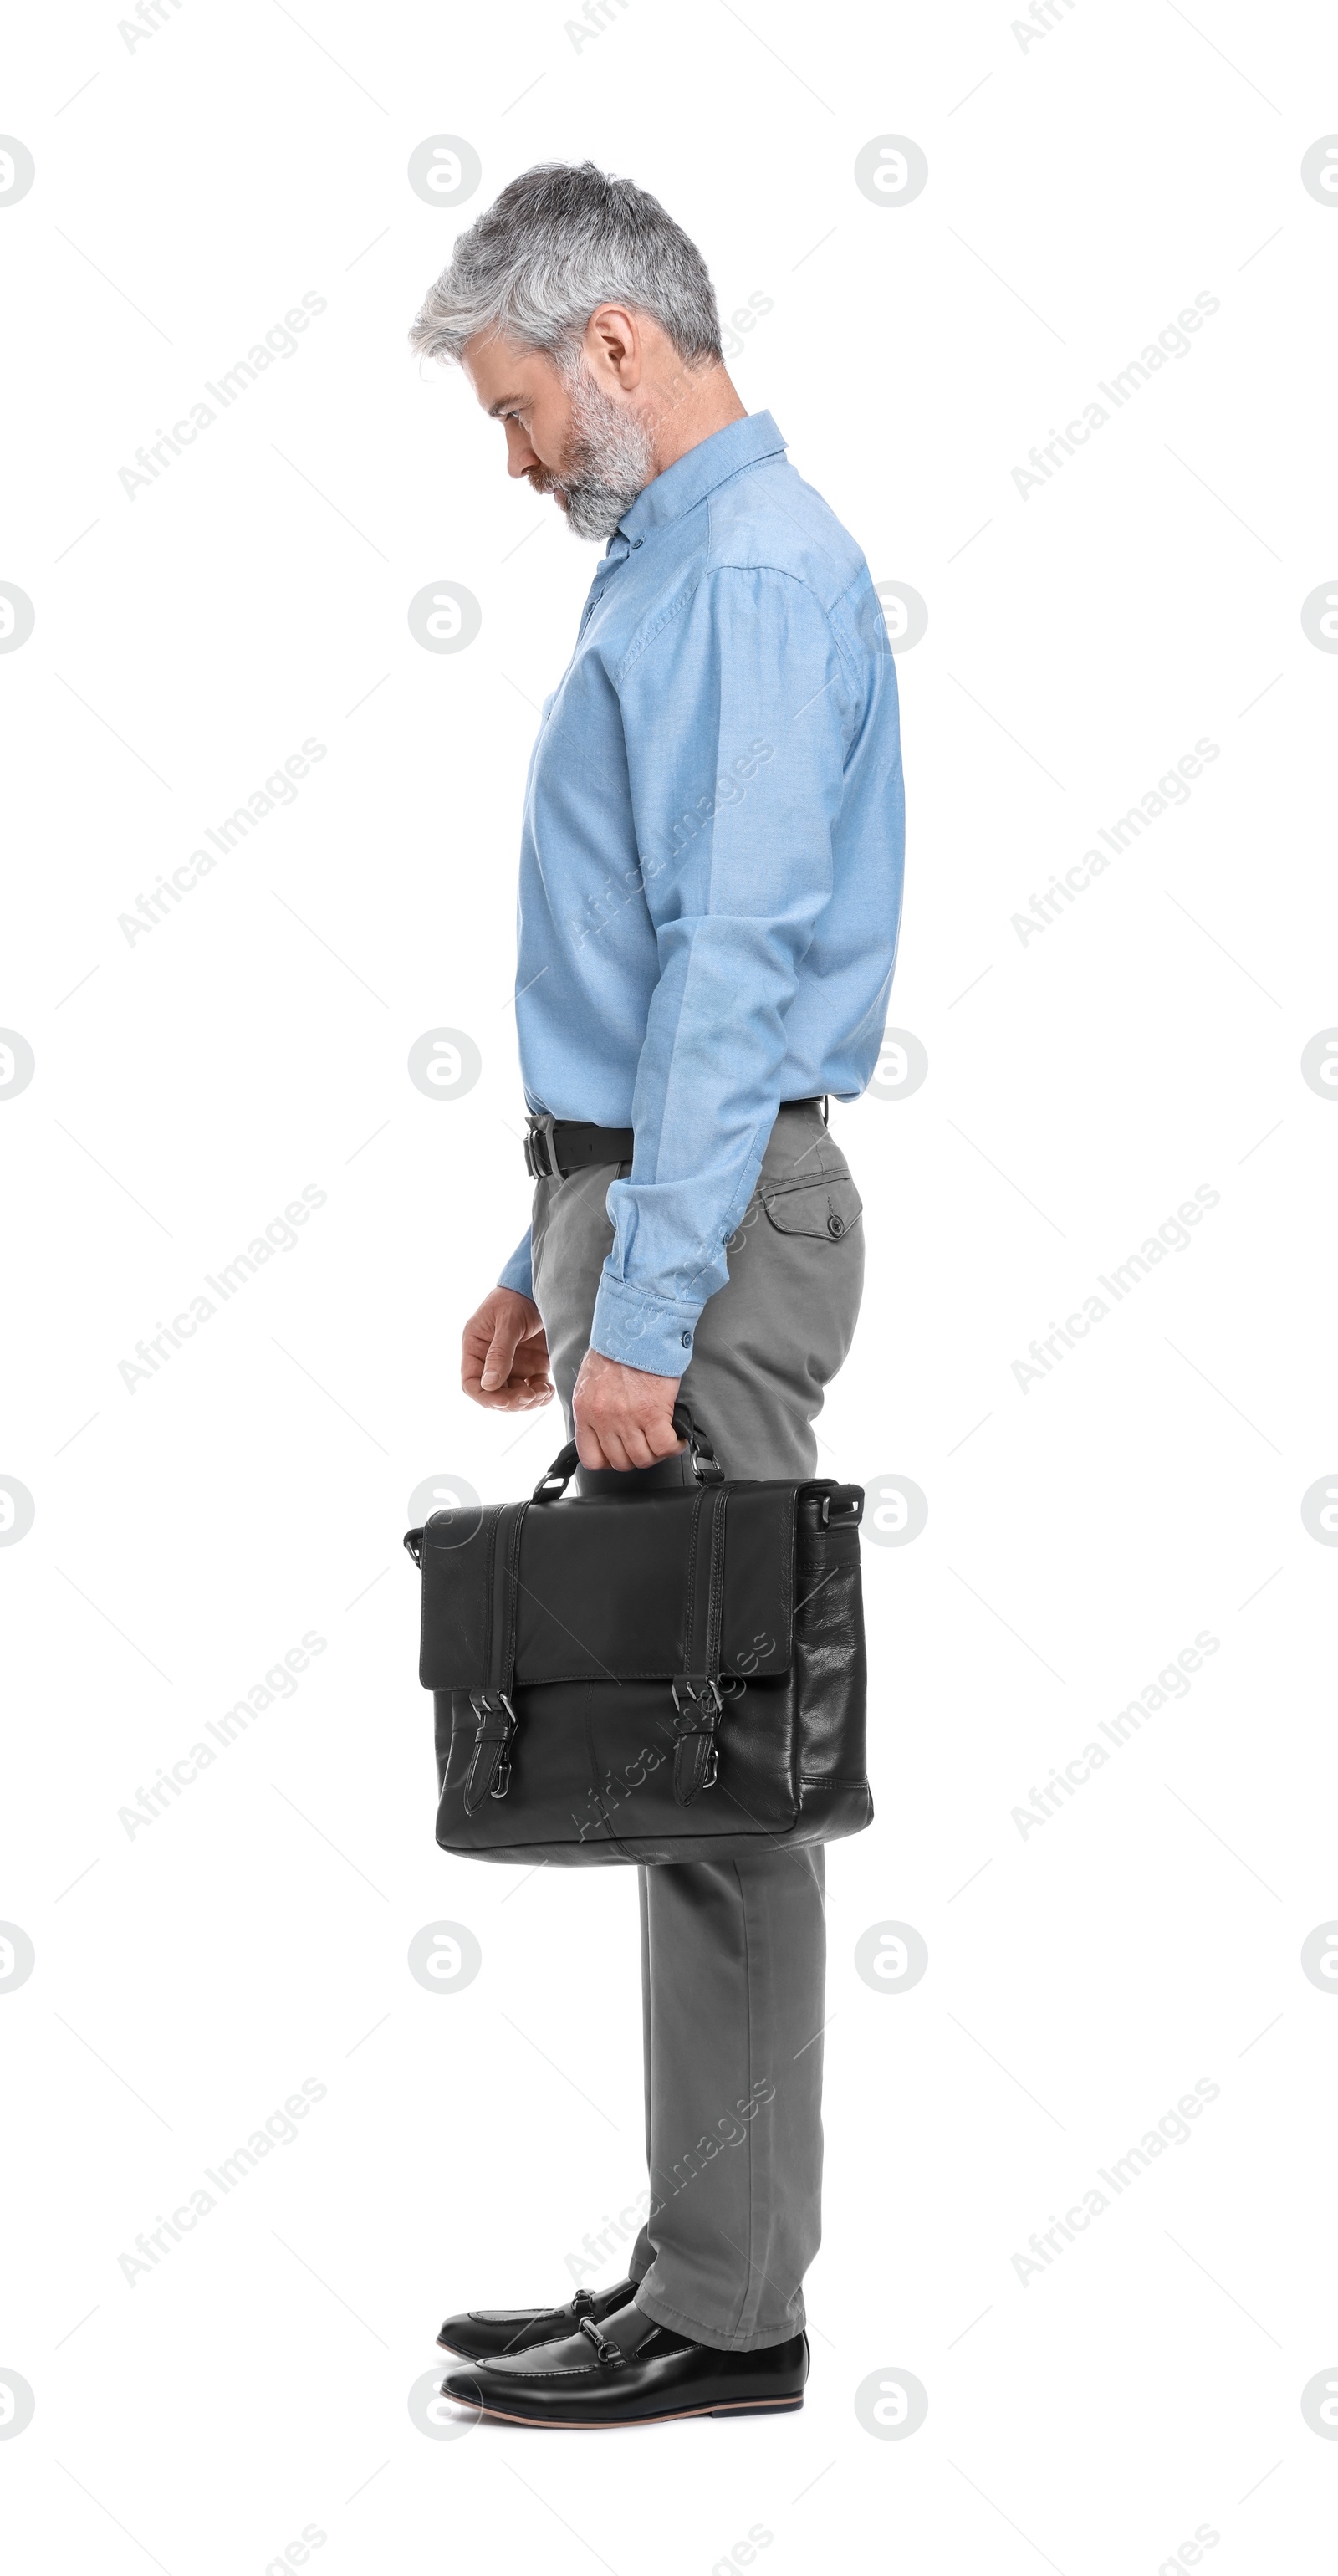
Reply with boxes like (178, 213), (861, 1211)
(404, 1410), (871, 1867)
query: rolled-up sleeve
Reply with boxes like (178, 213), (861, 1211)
(590, 566), (852, 1376)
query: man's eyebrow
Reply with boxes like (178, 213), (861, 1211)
(487, 394), (525, 418)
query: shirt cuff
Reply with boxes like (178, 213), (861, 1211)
(498, 1229), (534, 1299)
(590, 1269), (698, 1377)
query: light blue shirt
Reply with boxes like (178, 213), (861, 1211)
(498, 410), (905, 1377)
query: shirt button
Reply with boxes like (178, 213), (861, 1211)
(827, 1214), (845, 1235)
(681, 1332), (691, 1348)
(631, 538), (643, 549)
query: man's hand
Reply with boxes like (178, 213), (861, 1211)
(572, 1347), (683, 1472)
(462, 1288), (554, 1412)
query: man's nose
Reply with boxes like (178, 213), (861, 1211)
(504, 418), (538, 478)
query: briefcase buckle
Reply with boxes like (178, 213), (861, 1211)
(670, 1676), (722, 1798)
(672, 1674), (723, 1720)
(468, 1689), (518, 1798)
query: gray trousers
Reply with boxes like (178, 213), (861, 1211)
(529, 1101), (864, 2351)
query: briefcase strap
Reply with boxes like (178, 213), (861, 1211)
(462, 1498), (529, 1814)
(672, 1483), (728, 1805)
(458, 1436), (734, 1813)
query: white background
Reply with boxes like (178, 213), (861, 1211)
(3, 2), (1337, 2569)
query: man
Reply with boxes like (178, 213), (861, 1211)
(411, 161), (903, 2429)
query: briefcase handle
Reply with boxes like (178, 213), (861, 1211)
(531, 1401), (723, 1502)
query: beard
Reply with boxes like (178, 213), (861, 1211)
(526, 364), (655, 541)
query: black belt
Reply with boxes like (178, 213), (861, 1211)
(523, 1099), (827, 1182)
(523, 1122), (635, 1180)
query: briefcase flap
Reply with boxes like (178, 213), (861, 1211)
(418, 1483), (798, 1690)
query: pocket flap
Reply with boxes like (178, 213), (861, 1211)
(762, 1176), (863, 1239)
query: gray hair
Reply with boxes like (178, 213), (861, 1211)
(409, 161), (723, 374)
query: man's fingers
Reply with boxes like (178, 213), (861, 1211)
(573, 1410), (684, 1470)
(461, 1292), (549, 1411)
(474, 1379), (549, 1414)
(478, 1325), (517, 1393)
(590, 1422), (661, 1471)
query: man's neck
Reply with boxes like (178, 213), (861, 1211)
(645, 365), (747, 479)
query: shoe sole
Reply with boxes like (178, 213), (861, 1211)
(454, 2394), (804, 2429)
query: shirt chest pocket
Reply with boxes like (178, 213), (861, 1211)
(760, 1177), (863, 1241)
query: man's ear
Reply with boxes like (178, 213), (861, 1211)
(585, 304), (643, 390)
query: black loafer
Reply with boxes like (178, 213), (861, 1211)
(439, 2296), (808, 2426)
(437, 2277), (638, 2360)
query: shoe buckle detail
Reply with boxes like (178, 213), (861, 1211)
(578, 2317), (625, 2367)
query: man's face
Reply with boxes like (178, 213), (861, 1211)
(462, 325), (653, 542)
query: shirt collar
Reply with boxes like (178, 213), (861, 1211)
(616, 410), (787, 542)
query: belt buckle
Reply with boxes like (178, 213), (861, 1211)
(523, 1125), (554, 1181)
